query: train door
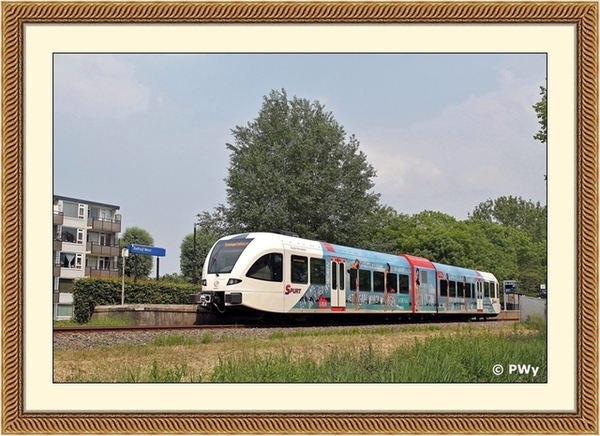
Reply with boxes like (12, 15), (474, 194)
(476, 280), (484, 312)
(330, 260), (346, 309)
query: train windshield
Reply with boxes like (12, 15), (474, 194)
(207, 238), (253, 275)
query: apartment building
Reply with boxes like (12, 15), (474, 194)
(53, 195), (122, 318)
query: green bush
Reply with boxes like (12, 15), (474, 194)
(72, 277), (197, 324)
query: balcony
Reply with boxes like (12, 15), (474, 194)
(86, 266), (119, 279)
(53, 211), (64, 225)
(86, 241), (120, 257)
(53, 239), (63, 252)
(54, 264), (61, 277)
(87, 214), (121, 233)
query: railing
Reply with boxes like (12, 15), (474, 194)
(53, 211), (64, 225)
(53, 239), (63, 252)
(85, 267), (119, 278)
(86, 241), (120, 257)
(87, 214), (122, 233)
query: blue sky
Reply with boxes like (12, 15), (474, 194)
(53, 53), (547, 275)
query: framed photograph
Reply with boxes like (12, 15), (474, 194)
(2, 1), (597, 434)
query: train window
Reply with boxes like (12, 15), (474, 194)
(339, 264), (345, 290)
(399, 274), (409, 294)
(291, 255), (308, 284)
(207, 239), (253, 275)
(349, 268), (358, 291)
(373, 271), (384, 292)
(440, 278), (448, 297)
(449, 281), (456, 298)
(484, 282), (490, 298)
(387, 273), (398, 293)
(310, 258), (326, 285)
(465, 283), (472, 299)
(246, 253), (283, 282)
(457, 281), (464, 298)
(359, 270), (372, 292)
(332, 262), (338, 289)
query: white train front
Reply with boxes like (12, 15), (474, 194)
(199, 232), (501, 320)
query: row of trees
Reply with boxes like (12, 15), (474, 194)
(180, 89), (547, 295)
(123, 87), (548, 296)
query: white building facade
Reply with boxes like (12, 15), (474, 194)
(53, 195), (122, 319)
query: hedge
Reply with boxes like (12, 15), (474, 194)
(72, 277), (199, 324)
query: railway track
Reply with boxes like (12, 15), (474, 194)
(53, 324), (253, 334)
(54, 316), (516, 334)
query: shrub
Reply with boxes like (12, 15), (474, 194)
(72, 277), (197, 323)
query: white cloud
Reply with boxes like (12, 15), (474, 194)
(358, 68), (545, 218)
(54, 55), (150, 119)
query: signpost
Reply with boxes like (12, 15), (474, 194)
(128, 244), (166, 257)
(502, 280), (517, 311)
(127, 244), (166, 280)
(121, 248), (129, 305)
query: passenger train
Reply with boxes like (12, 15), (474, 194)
(198, 232), (501, 322)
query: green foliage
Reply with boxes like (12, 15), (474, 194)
(532, 85), (547, 145)
(380, 206), (546, 296)
(199, 88), (380, 246)
(160, 273), (189, 284)
(72, 277), (196, 324)
(468, 196), (547, 242)
(179, 229), (220, 283)
(119, 227), (155, 279)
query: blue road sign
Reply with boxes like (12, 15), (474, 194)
(128, 244), (166, 257)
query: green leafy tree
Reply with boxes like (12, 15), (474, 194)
(119, 227), (154, 279)
(533, 85), (547, 181)
(533, 85), (547, 145)
(202, 88), (381, 246)
(179, 229), (220, 284)
(468, 196), (547, 242)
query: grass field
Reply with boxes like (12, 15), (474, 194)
(54, 317), (546, 383)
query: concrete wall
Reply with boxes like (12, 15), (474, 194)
(92, 304), (211, 325)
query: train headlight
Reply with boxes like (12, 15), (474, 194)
(227, 278), (243, 286)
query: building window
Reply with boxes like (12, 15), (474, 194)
(60, 252), (82, 268)
(56, 304), (74, 318)
(98, 257), (111, 270)
(63, 202), (78, 218)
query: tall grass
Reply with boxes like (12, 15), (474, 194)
(55, 320), (546, 383)
(211, 323), (546, 383)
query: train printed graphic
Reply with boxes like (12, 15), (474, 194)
(198, 232), (501, 320)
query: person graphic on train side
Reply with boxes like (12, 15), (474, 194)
(415, 268), (421, 312)
(385, 281), (396, 310)
(383, 262), (391, 311)
(348, 259), (360, 311)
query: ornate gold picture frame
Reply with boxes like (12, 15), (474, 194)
(2, 1), (598, 434)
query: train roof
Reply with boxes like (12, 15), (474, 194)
(221, 232), (410, 266)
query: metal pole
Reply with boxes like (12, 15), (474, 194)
(121, 248), (128, 305)
(193, 224), (197, 286)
